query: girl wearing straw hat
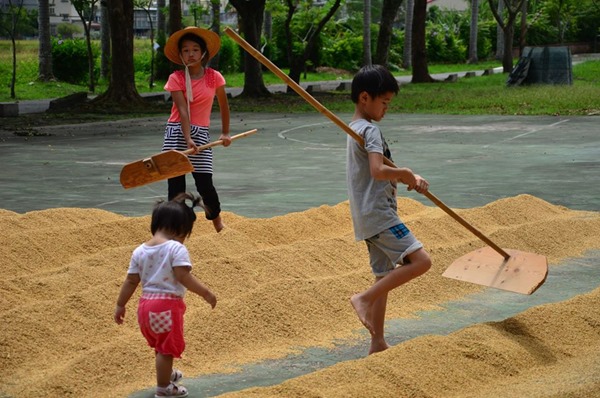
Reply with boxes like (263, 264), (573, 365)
(162, 26), (230, 233)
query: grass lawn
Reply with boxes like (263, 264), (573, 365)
(1, 39), (599, 119)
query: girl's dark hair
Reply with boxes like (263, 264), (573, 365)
(150, 193), (202, 238)
(351, 64), (399, 103)
(178, 33), (209, 66)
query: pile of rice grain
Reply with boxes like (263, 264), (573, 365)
(0, 194), (598, 398)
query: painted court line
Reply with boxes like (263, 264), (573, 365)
(483, 119), (570, 148)
(277, 122), (340, 147)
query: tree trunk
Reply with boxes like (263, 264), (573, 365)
(209, 0), (221, 69)
(100, 0), (110, 79)
(519, 0), (527, 55)
(5, 0), (26, 99)
(403, 0), (414, 69)
(374, 0), (403, 68)
(72, 0), (99, 91)
(229, 0), (270, 97)
(145, 8), (155, 88)
(38, 0), (54, 81)
(157, 0), (166, 33)
(169, 0), (182, 34)
(264, 10), (272, 40)
(85, 24), (95, 93)
(284, 0), (296, 79)
(363, 0), (372, 66)
(94, 0), (144, 107)
(468, 0), (479, 63)
(488, 0), (526, 73)
(495, 0), (504, 60)
(10, 36), (17, 99)
(411, 0), (434, 82)
(502, 24), (514, 72)
(154, 0), (169, 80)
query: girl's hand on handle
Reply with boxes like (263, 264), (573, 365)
(186, 138), (199, 153)
(219, 133), (232, 147)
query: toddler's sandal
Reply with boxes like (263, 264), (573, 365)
(155, 382), (188, 398)
(171, 369), (183, 384)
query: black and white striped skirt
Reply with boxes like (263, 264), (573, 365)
(162, 122), (213, 174)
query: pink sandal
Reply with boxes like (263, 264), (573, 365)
(155, 382), (188, 398)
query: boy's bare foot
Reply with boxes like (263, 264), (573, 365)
(350, 293), (374, 335)
(212, 217), (225, 233)
(369, 340), (390, 355)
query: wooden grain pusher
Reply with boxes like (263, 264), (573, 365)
(120, 129), (258, 189)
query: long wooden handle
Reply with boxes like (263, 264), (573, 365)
(225, 28), (510, 260)
(180, 129), (258, 155)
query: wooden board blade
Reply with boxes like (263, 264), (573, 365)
(442, 246), (548, 295)
(120, 150), (193, 189)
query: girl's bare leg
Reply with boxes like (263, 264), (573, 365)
(212, 215), (225, 232)
(156, 353), (174, 388)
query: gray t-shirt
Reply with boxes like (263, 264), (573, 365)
(346, 119), (400, 241)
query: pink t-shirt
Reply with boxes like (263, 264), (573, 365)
(164, 68), (226, 126)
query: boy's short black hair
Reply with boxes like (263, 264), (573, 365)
(351, 64), (399, 103)
(150, 193), (201, 238)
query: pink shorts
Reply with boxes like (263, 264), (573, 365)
(137, 293), (186, 358)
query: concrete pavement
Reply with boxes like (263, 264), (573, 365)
(0, 111), (598, 218)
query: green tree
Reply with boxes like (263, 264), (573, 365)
(283, 0), (342, 88)
(72, 0), (100, 92)
(0, 0), (26, 98)
(209, 0), (222, 69)
(134, 0), (156, 88)
(541, 0), (578, 43)
(363, 0), (372, 66)
(93, 0), (145, 107)
(374, 0), (404, 68)
(100, 0), (110, 79)
(229, 0), (270, 96)
(488, 0), (526, 73)
(468, 0), (479, 63)
(412, 0), (434, 82)
(404, 0), (414, 69)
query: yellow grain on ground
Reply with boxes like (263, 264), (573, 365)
(0, 194), (598, 398)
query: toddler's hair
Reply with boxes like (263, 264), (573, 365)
(351, 64), (399, 103)
(151, 193), (203, 238)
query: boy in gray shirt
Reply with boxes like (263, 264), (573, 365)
(347, 65), (432, 355)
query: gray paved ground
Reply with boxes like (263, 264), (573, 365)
(0, 111), (598, 217)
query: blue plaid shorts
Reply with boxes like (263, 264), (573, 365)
(365, 223), (424, 277)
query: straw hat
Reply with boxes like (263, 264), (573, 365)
(164, 26), (221, 65)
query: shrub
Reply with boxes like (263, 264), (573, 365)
(388, 29), (405, 69)
(134, 46), (153, 75)
(218, 34), (241, 74)
(426, 22), (466, 63)
(51, 38), (98, 84)
(56, 23), (83, 39)
(321, 35), (363, 72)
(154, 30), (171, 81)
